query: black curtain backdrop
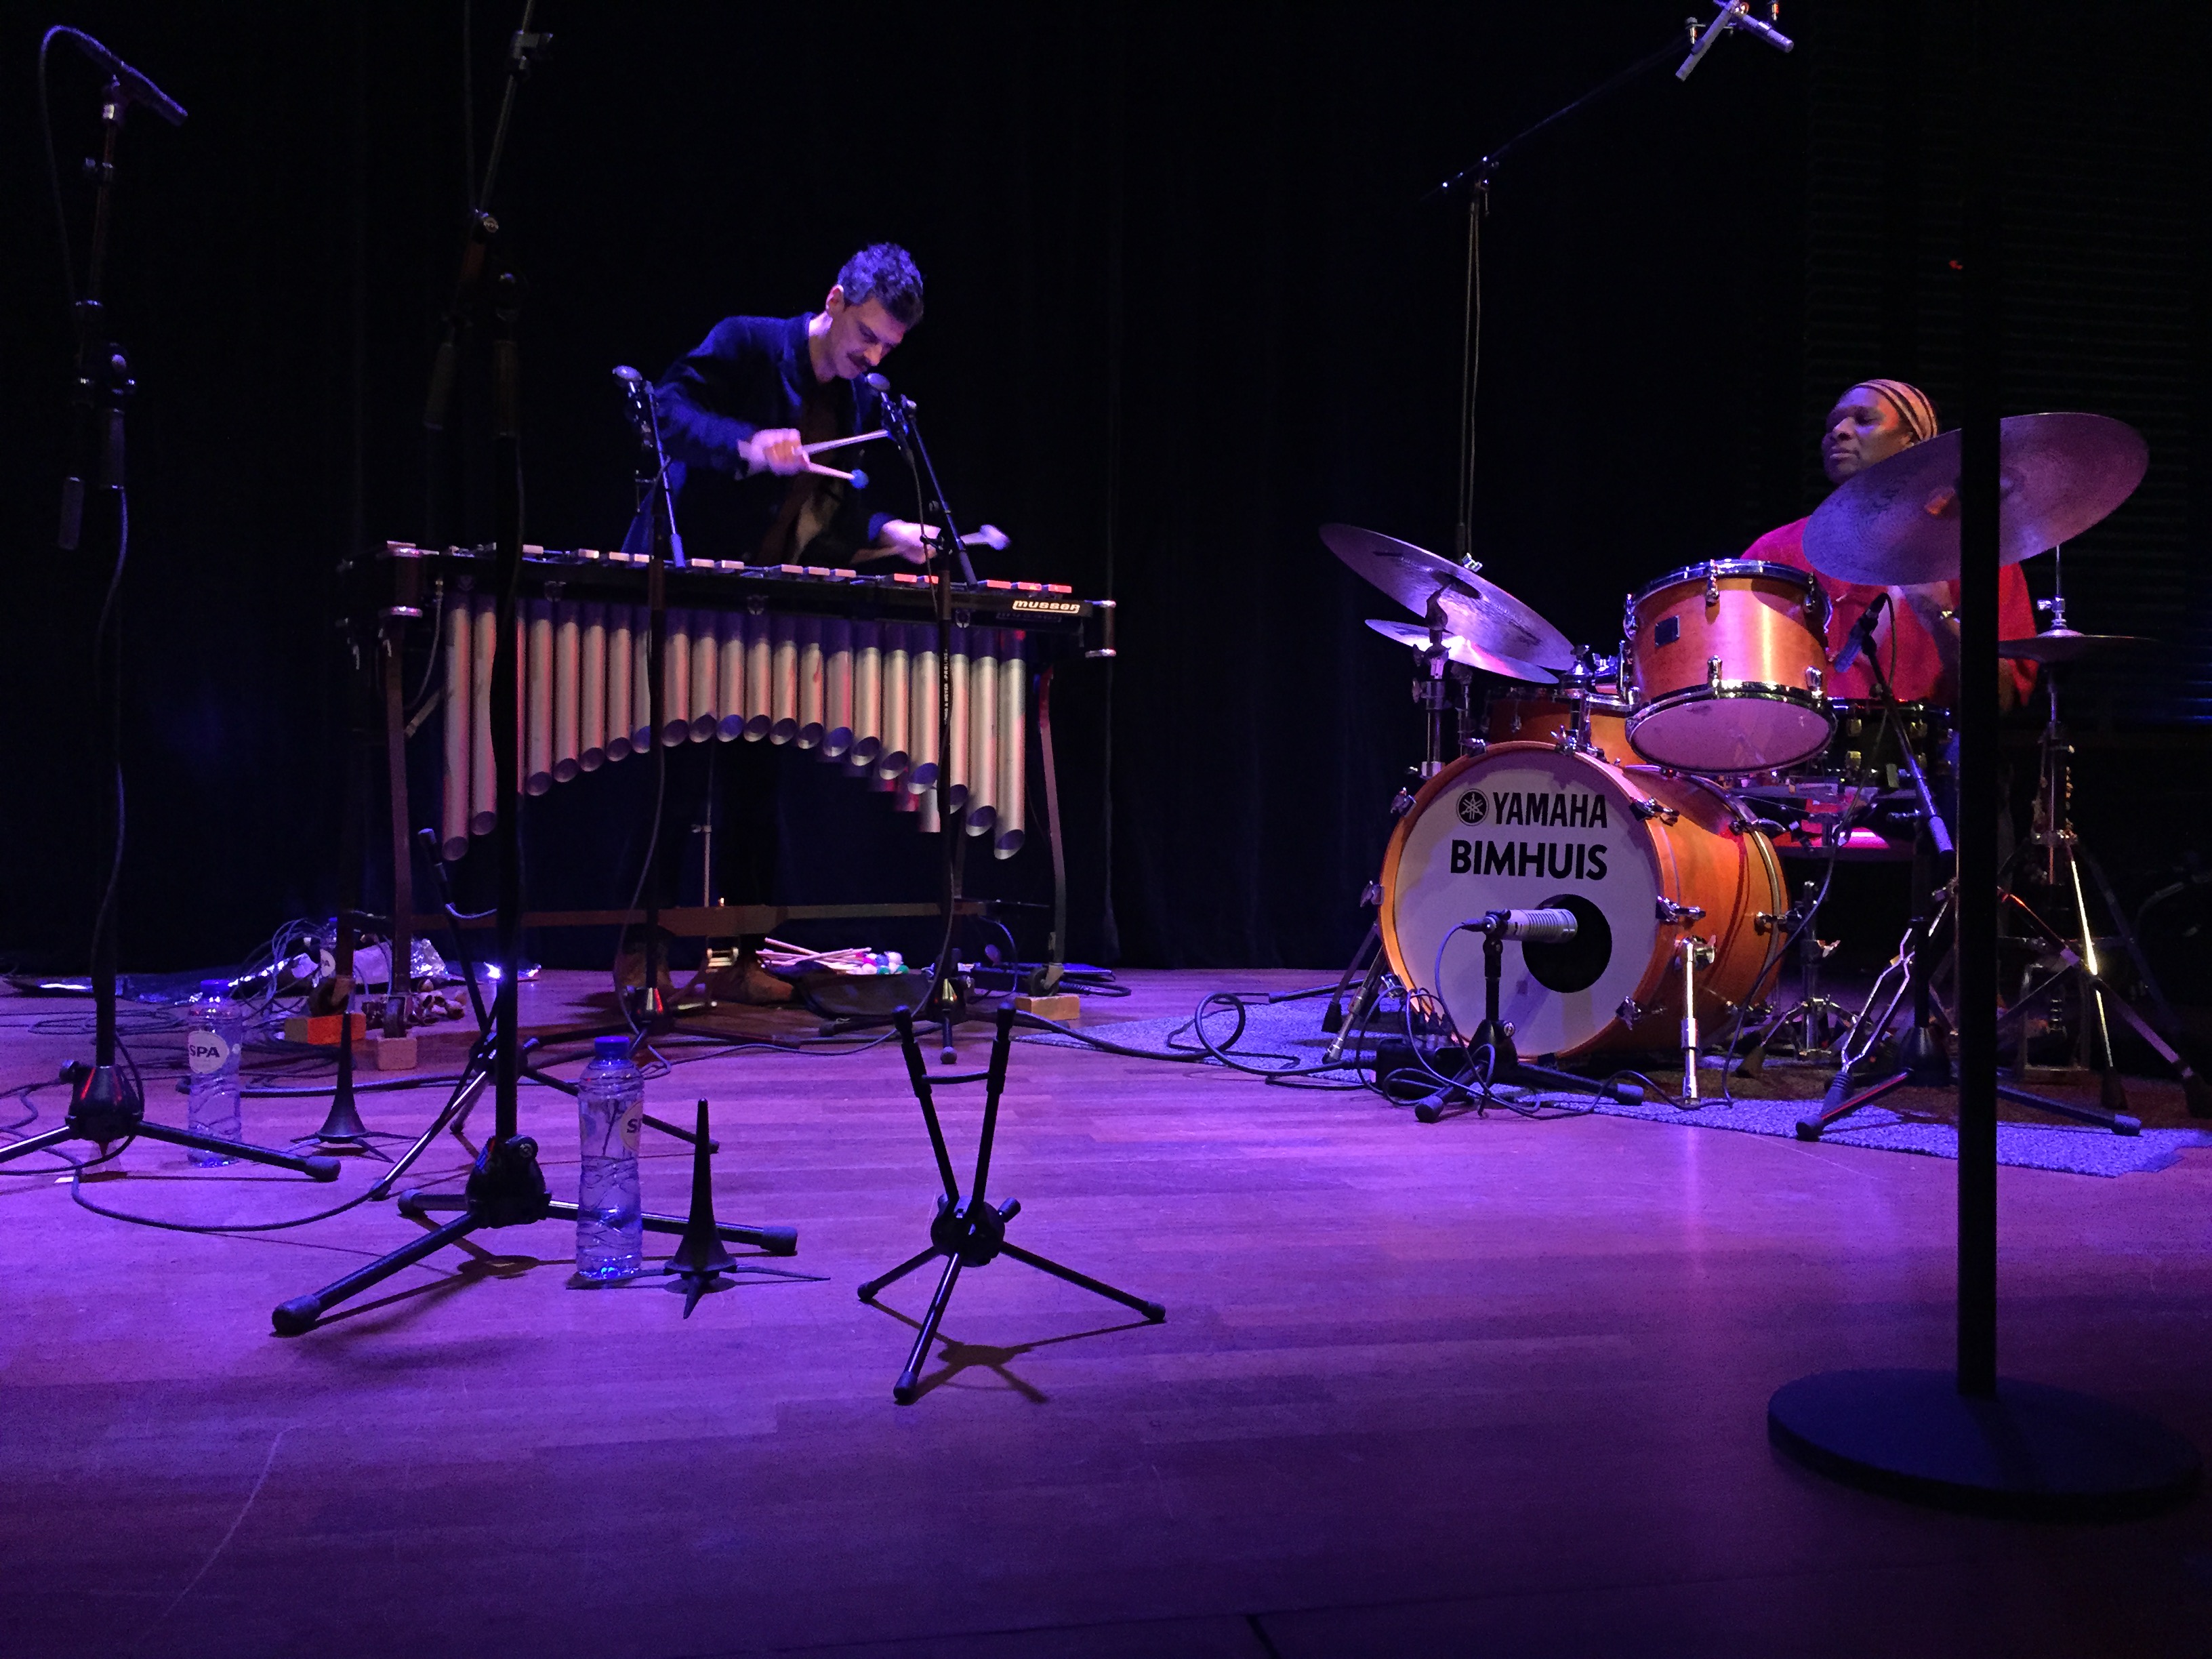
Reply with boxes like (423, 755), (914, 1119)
(4, 3), (2206, 979)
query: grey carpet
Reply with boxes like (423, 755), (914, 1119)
(1027, 995), (2212, 1179)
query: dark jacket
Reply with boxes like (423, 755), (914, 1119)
(625, 312), (895, 565)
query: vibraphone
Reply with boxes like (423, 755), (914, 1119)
(374, 544), (1113, 865)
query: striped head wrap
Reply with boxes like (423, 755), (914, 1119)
(1857, 378), (1940, 444)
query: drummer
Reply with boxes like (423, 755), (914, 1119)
(1744, 379), (2037, 711)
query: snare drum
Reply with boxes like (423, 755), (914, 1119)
(1481, 684), (1631, 758)
(1624, 560), (1832, 772)
(1784, 699), (1952, 795)
(1379, 742), (1785, 1059)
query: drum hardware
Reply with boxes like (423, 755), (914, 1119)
(1410, 909), (1646, 1123)
(1794, 863), (1963, 1142)
(1988, 611), (2209, 1115)
(1323, 609), (1484, 1045)
(1673, 937), (1718, 1103)
(1481, 675), (1629, 759)
(1761, 882), (1848, 1059)
(1802, 896), (2150, 1139)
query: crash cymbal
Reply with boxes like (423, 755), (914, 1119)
(1321, 525), (1576, 672)
(1998, 628), (2153, 664)
(1362, 617), (1561, 683)
(1802, 412), (2148, 586)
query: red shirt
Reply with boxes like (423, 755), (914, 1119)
(1744, 516), (2037, 706)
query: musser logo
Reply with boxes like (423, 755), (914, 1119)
(1456, 790), (1488, 825)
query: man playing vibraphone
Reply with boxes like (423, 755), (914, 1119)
(626, 242), (938, 567)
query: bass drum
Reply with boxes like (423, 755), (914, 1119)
(1379, 741), (1786, 1059)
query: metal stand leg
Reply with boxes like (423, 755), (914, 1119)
(858, 1006), (1164, 1404)
(0, 1067), (342, 1182)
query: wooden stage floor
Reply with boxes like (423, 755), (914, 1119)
(3, 968), (2209, 1658)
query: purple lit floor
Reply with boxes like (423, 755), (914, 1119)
(3, 969), (2209, 1658)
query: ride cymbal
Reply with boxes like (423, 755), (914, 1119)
(1803, 412), (2148, 586)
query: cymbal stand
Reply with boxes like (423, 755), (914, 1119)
(2008, 654), (2209, 1115)
(1793, 647), (1959, 1136)
(1763, 879), (1847, 1058)
(1322, 604), (1471, 1058)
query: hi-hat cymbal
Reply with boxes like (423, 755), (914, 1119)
(1803, 412), (2148, 586)
(1362, 618), (1559, 682)
(1998, 628), (2153, 664)
(1321, 524), (1576, 672)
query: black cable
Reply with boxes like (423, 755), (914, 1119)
(68, 1162), (384, 1235)
(87, 493), (131, 982)
(37, 28), (77, 308)
(403, 579), (447, 719)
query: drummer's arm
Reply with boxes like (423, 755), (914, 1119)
(1889, 583), (2022, 713)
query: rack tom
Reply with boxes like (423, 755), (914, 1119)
(1481, 684), (1631, 760)
(1623, 560), (1832, 773)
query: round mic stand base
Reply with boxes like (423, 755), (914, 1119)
(1769, 1368), (2198, 1521)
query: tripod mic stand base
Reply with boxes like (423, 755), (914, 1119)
(1770, 1368), (2198, 1520)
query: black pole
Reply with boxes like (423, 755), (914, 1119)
(1954, 0), (2001, 1401)
(1767, 0), (2197, 1516)
(490, 272), (524, 1140)
(75, 85), (129, 1087)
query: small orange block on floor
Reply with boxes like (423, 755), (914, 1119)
(281, 1012), (371, 1046)
(1013, 993), (1082, 1021)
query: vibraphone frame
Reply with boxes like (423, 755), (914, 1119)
(354, 542), (1114, 1021)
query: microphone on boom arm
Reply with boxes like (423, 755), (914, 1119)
(1830, 590), (1889, 675)
(1676, 1), (1794, 82)
(56, 28), (188, 125)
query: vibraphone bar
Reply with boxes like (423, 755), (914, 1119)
(373, 544), (1113, 864)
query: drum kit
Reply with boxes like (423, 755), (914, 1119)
(1322, 411), (2208, 1122)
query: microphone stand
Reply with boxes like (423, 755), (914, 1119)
(273, 17), (796, 1336)
(879, 388), (980, 1061)
(1427, 11), (1749, 562)
(2, 44), (335, 1188)
(1414, 913), (1644, 1124)
(626, 373), (684, 1027)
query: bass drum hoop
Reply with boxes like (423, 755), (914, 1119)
(1377, 741), (1787, 1059)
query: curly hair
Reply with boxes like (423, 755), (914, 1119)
(836, 243), (925, 327)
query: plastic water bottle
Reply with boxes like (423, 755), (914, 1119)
(575, 1036), (644, 1279)
(184, 979), (246, 1166)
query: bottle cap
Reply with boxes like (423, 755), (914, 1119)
(592, 1036), (633, 1061)
(199, 979), (232, 996)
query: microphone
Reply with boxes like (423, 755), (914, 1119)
(1676, 1), (1795, 83)
(864, 370), (917, 412)
(1483, 908), (1578, 943)
(612, 365), (643, 385)
(1831, 590), (1889, 674)
(57, 28), (188, 126)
